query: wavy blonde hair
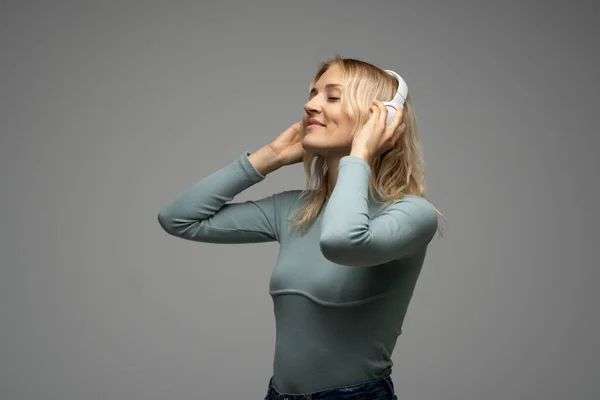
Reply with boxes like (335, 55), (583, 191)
(288, 55), (446, 235)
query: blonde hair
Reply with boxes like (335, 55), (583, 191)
(288, 55), (446, 235)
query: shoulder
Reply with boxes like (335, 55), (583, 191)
(266, 190), (306, 211)
(273, 189), (304, 202)
(274, 189), (315, 204)
(271, 190), (326, 218)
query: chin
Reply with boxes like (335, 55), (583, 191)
(302, 136), (327, 152)
(303, 144), (348, 158)
(302, 133), (350, 155)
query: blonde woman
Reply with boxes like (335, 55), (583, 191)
(158, 55), (441, 400)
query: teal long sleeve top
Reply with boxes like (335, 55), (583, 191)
(157, 151), (438, 394)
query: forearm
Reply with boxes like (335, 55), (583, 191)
(157, 151), (276, 241)
(248, 145), (283, 176)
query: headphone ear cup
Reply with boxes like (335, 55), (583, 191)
(382, 102), (398, 125)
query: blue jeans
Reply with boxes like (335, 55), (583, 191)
(264, 375), (398, 400)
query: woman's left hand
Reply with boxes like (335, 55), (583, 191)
(350, 99), (406, 163)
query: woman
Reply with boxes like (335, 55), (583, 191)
(158, 55), (441, 400)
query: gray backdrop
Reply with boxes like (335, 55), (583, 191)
(1, 0), (598, 399)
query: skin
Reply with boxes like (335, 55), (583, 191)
(301, 63), (406, 195)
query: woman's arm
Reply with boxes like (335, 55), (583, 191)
(319, 156), (438, 266)
(157, 147), (285, 244)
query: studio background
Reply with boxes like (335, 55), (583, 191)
(1, 1), (598, 399)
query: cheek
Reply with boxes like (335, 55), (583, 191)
(339, 117), (355, 139)
(330, 127), (354, 146)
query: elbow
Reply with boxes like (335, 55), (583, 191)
(319, 233), (364, 267)
(157, 210), (203, 239)
(157, 210), (182, 235)
(319, 235), (342, 261)
(157, 211), (172, 233)
(319, 230), (346, 253)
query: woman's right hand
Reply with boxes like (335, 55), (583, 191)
(268, 121), (306, 166)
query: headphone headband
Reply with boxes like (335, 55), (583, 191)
(383, 69), (408, 106)
(381, 69), (408, 125)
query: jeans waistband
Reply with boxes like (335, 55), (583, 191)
(264, 374), (396, 400)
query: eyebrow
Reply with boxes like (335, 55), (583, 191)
(309, 83), (342, 95)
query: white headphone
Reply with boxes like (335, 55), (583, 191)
(381, 69), (408, 125)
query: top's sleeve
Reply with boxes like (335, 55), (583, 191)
(157, 151), (282, 243)
(319, 156), (439, 267)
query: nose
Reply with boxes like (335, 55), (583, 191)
(303, 97), (321, 115)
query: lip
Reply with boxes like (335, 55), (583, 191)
(307, 118), (325, 126)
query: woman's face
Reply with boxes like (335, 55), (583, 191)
(302, 64), (354, 156)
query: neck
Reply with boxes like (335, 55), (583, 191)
(325, 155), (343, 197)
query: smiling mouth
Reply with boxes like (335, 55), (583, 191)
(307, 123), (324, 129)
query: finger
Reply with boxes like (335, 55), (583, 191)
(372, 101), (381, 114)
(392, 106), (404, 130)
(373, 99), (387, 127)
(397, 108), (404, 124)
(393, 123), (406, 143)
(369, 103), (380, 123)
(397, 122), (406, 135)
(386, 114), (405, 140)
